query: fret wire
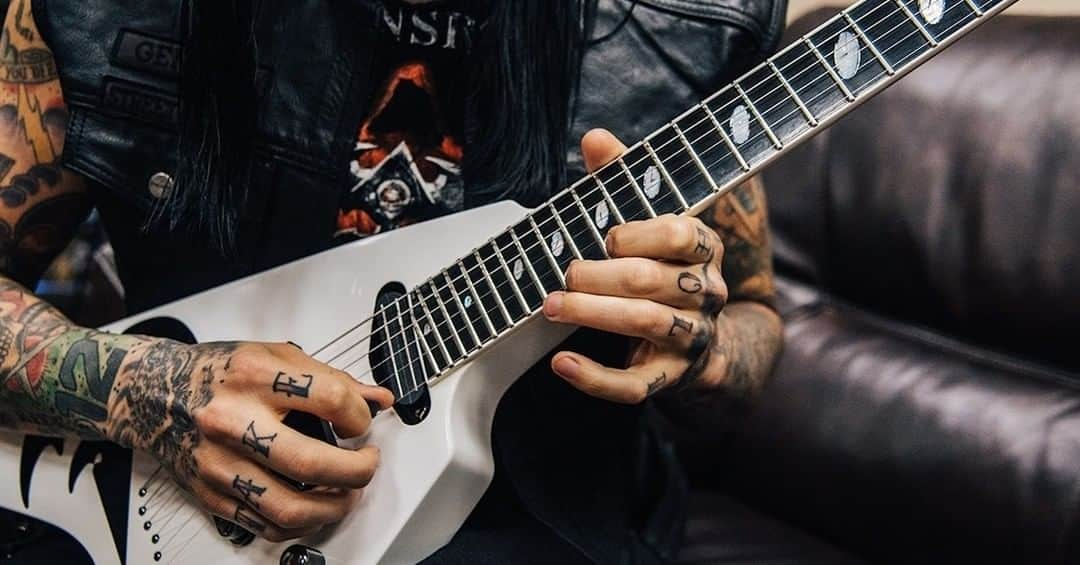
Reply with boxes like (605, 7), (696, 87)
(962, 0), (984, 16)
(702, 103), (750, 171)
(618, 155), (658, 218)
(842, 12), (895, 75)
(406, 291), (441, 376)
(592, 173), (626, 225)
(767, 60), (819, 127)
(670, 122), (717, 196)
(393, 299), (420, 394)
(474, 250), (514, 325)
(416, 290), (452, 363)
(381, 302), (403, 396)
(429, 281), (467, 356)
(569, 189), (609, 257)
(510, 227), (551, 296)
(459, 261), (496, 337)
(444, 271), (481, 347)
(548, 203), (583, 261)
(733, 83), (783, 149)
(804, 36), (856, 101)
(892, 0), (938, 46)
(527, 217), (567, 286)
(492, 242), (532, 309)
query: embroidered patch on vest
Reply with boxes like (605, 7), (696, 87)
(111, 30), (182, 78)
(101, 78), (178, 126)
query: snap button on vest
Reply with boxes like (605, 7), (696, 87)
(148, 172), (174, 199)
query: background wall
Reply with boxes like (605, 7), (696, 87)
(787, 0), (1080, 22)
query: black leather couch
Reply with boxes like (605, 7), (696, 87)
(679, 11), (1080, 565)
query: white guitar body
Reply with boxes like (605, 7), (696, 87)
(0, 201), (574, 565)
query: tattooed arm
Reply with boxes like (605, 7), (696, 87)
(545, 130), (783, 424)
(0, 3), (394, 541)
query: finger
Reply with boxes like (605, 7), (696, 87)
(264, 361), (393, 439)
(565, 258), (727, 313)
(550, 351), (687, 404)
(200, 450), (359, 530)
(204, 406), (381, 489)
(192, 481), (318, 543)
(542, 291), (707, 351)
(581, 128), (628, 173)
(606, 215), (724, 264)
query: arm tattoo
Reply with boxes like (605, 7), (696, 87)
(271, 372), (313, 398)
(241, 421), (277, 458)
(701, 176), (775, 303)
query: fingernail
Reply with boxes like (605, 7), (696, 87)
(543, 292), (564, 320)
(366, 399), (382, 418)
(605, 232), (615, 256)
(286, 341), (304, 351)
(553, 355), (579, 379)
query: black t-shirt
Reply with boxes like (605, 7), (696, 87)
(336, 0), (481, 241)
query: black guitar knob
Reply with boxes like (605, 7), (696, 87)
(280, 545), (325, 565)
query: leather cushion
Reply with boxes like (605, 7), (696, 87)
(763, 13), (1080, 372)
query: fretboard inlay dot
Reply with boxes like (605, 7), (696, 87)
(730, 105), (751, 144)
(595, 202), (610, 229)
(919, 0), (945, 23)
(643, 166), (662, 198)
(463, 295), (473, 309)
(834, 32), (860, 79)
(423, 323), (432, 335)
(512, 259), (524, 281)
(551, 233), (565, 257)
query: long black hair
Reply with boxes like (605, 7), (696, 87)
(161, 0), (597, 253)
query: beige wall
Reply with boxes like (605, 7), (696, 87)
(787, 0), (1080, 22)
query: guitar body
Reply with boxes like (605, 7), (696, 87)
(0, 201), (575, 565)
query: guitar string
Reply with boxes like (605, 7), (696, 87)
(157, 7), (975, 561)
(329, 5), (966, 389)
(306, 0), (910, 364)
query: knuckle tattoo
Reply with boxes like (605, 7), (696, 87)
(241, 421), (277, 458)
(271, 372), (313, 398)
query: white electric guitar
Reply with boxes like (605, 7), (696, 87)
(0, 0), (1017, 562)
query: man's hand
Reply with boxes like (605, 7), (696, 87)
(542, 129), (782, 408)
(104, 339), (394, 542)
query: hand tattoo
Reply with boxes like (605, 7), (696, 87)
(233, 503), (265, 533)
(677, 272), (702, 294)
(646, 372), (668, 396)
(232, 475), (267, 509)
(668, 315), (693, 337)
(241, 421), (277, 458)
(272, 372), (313, 398)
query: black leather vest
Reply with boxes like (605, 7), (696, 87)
(33, 0), (784, 561)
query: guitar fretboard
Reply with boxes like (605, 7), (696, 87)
(333, 0), (1016, 399)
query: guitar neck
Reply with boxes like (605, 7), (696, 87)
(379, 0), (1018, 398)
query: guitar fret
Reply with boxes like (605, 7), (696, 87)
(416, 290), (452, 363)
(547, 203), (582, 260)
(669, 123), (713, 198)
(382, 302), (403, 395)
(592, 173), (626, 225)
(768, 61), (818, 127)
(893, 0), (938, 46)
(842, 12), (895, 75)
(963, 0), (984, 16)
(430, 281), (467, 356)
(510, 227), (551, 294)
(474, 250), (514, 325)
(733, 83), (782, 149)
(406, 292), (441, 375)
(460, 261), (496, 337)
(569, 189), (608, 256)
(804, 36), (856, 101)
(617, 156), (657, 218)
(492, 242), (532, 309)
(702, 104), (750, 171)
(527, 217), (566, 286)
(444, 272), (481, 347)
(392, 299), (421, 394)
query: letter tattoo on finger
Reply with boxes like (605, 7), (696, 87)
(646, 372), (668, 396)
(668, 315), (694, 337)
(677, 272), (703, 294)
(694, 227), (712, 258)
(232, 475), (267, 509)
(233, 503), (265, 532)
(271, 372), (313, 398)
(241, 422), (277, 458)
